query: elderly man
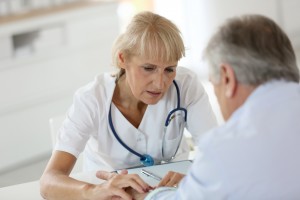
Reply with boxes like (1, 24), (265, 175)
(130, 14), (300, 199)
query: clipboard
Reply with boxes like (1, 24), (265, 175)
(119, 160), (192, 186)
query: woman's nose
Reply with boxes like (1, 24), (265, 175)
(153, 73), (164, 90)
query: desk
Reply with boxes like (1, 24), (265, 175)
(0, 161), (192, 199)
(0, 172), (102, 200)
(0, 181), (42, 200)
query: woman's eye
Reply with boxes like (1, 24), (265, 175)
(143, 67), (155, 71)
(166, 68), (175, 73)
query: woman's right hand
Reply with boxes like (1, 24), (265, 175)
(40, 151), (151, 200)
(90, 170), (151, 200)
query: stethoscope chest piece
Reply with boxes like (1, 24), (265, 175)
(141, 154), (154, 166)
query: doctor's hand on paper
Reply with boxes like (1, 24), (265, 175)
(95, 170), (151, 200)
(124, 171), (185, 200)
(158, 171), (185, 187)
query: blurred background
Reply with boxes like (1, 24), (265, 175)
(0, 0), (299, 187)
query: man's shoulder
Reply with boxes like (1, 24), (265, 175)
(197, 118), (242, 150)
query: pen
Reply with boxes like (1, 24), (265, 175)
(141, 169), (162, 181)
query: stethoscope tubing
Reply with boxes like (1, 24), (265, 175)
(109, 80), (187, 165)
(108, 105), (144, 158)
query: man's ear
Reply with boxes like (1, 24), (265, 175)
(220, 63), (237, 98)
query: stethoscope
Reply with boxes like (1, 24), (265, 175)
(108, 80), (187, 166)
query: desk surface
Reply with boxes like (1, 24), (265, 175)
(0, 161), (192, 199)
(0, 172), (102, 200)
(0, 171), (104, 200)
(0, 181), (42, 200)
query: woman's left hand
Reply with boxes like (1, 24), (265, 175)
(157, 171), (185, 187)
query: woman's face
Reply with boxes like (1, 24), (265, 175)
(121, 55), (178, 105)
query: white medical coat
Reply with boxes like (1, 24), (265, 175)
(147, 80), (300, 199)
(55, 67), (217, 171)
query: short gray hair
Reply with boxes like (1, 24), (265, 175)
(204, 14), (299, 84)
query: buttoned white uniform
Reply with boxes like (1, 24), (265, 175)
(146, 80), (300, 199)
(55, 67), (217, 171)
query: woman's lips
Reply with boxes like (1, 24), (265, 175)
(147, 91), (162, 97)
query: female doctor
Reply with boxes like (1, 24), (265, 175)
(40, 11), (217, 200)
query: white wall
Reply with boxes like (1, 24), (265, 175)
(0, 2), (119, 177)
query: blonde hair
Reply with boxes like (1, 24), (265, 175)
(111, 11), (185, 78)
